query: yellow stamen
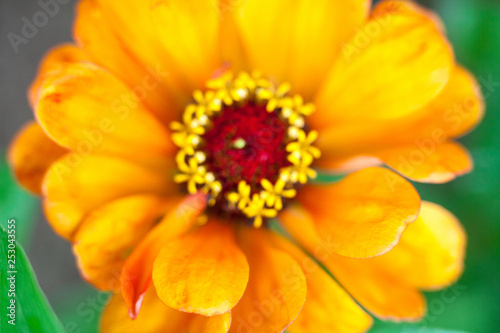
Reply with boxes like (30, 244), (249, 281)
(260, 82), (292, 112)
(286, 129), (321, 160)
(243, 194), (278, 228)
(173, 157), (207, 194)
(193, 90), (223, 117)
(282, 154), (317, 184)
(227, 181), (252, 210)
(260, 179), (296, 210)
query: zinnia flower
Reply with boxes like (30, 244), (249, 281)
(8, 0), (483, 332)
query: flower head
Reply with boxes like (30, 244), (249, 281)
(8, 0), (483, 332)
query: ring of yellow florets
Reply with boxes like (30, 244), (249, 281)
(170, 71), (321, 228)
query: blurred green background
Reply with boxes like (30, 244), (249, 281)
(0, 0), (499, 332)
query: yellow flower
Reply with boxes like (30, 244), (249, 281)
(8, 0), (483, 332)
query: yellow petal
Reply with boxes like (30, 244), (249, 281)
(313, 0), (453, 129)
(281, 205), (427, 321)
(102, 288), (230, 333)
(73, 195), (174, 291)
(371, 1), (446, 33)
(94, 0), (217, 102)
(234, 0), (370, 99)
(43, 154), (175, 240)
(323, 253), (426, 321)
(74, 0), (183, 125)
(28, 44), (89, 108)
(281, 167), (421, 259)
(268, 233), (373, 333)
(35, 62), (174, 160)
(230, 227), (307, 333)
(153, 221), (249, 316)
(374, 142), (473, 183)
(414, 66), (485, 139)
(121, 194), (207, 318)
(188, 311), (232, 333)
(316, 155), (382, 174)
(317, 66), (484, 166)
(370, 201), (466, 290)
(102, 290), (188, 333)
(150, 0), (221, 84)
(219, 5), (249, 73)
(8, 122), (66, 195)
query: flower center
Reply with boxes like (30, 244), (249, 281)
(170, 71), (321, 227)
(203, 102), (289, 192)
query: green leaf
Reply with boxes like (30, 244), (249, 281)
(311, 171), (345, 184)
(0, 225), (64, 333)
(53, 284), (110, 333)
(0, 153), (38, 248)
(369, 321), (471, 333)
(371, 329), (470, 333)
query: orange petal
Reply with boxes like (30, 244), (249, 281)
(374, 142), (473, 183)
(73, 195), (176, 291)
(371, 0), (446, 33)
(235, 0), (370, 99)
(93, 0), (215, 101)
(102, 289), (188, 333)
(219, 6), (249, 74)
(188, 310), (232, 333)
(150, 0), (221, 84)
(74, 0), (187, 125)
(281, 167), (421, 259)
(153, 220), (249, 316)
(280, 207), (426, 321)
(324, 253), (426, 321)
(316, 155), (383, 174)
(370, 201), (466, 290)
(42, 154), (175, 240)
(230, 227), (307, 333)
(317, 66), (484, 166)
(28, 44), (89, 108)
(268, 233), (373, 333)
(313, 0), (453, 129)
(121, 193), (207, 318)
(281, 209), (427, 321)
(415, 66), (485, 139)
(7, 122), (66, 195)
(35, 62), (174, 160)
(102, 288), (231, 333)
